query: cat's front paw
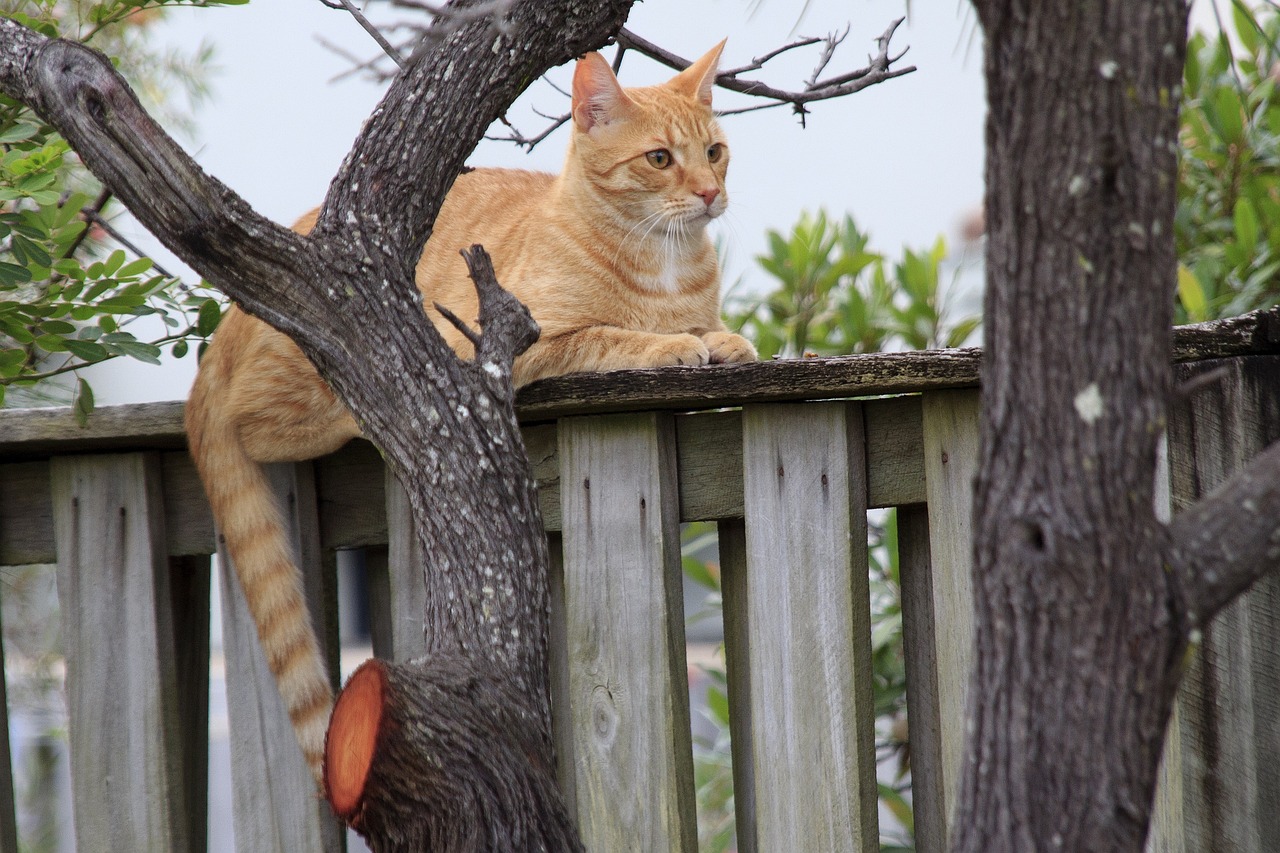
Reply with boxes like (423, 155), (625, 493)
(643, 333), (711, 368)
(702, 331), (757, 364)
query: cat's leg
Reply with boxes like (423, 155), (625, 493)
(515, 325), (716, 385)
(700, 330), (757, 364)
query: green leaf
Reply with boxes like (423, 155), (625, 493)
(63, 339), (109, 362)
(109, 340), (162, 364)
(38, 320), (77, 335)
(196, 298), (223, 336)
(1233, 1), (1263, 56)
(0, 261), (32, 288)
(116, 257), (154, 278)
(0, 123), (38, 144)
(1212, 86), (1246, 145)
(34, 334), (68, 353)
(1233, 196), (1260, 250)
(74, 377), (94, 427)
(171, 339), (189, 359)
(0, 348), (26, 378)
(1178, 263), (1209, 322)
(878, 783), (915, 834)
(101, 249), (126, 277)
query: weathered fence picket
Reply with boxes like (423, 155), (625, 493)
(1162, 355), (1280, 852)
(916, 388), (981, 840)
(0, 342), (1276, 852)
(740, 401), (879, 851)
(559, 412), (698, 851)
(51, 453), (191, 853)
(217, 462), (343, 853)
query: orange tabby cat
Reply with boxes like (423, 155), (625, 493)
(185, 42), (756, 783)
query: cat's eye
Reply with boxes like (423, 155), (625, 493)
(707, 143), (725, 163)
(646, 149), (672, 169)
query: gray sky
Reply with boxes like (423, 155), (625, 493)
(89, 0), (1222, 403)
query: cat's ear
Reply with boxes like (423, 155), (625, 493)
(668, 39), (726, 107)
(572, 52), (634, 132)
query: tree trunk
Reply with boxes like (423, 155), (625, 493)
(0, 5), (634, 848)
(957, 1), (1191, 850)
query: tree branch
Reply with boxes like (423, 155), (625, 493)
(1169, 437), (1280, 626)
(483, 19), (916, 148)
(617, 18), (915, 114)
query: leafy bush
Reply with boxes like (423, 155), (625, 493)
(728, 210), (980, 359)
(1176, 1), (1280, 321)
(0, 1), (241, 414)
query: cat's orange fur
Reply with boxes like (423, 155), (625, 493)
(185, 43), (755, 783)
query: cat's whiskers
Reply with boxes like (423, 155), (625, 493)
(611, 207), (670, 272)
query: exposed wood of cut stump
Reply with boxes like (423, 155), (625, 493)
(324, 657), (580, 852)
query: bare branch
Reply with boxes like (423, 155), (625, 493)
(320, 0), (405, 68)
(720, 35), (824, 77)
(487, 19), (915, 149)
(432, 300), (482, 350)
(804, 26), (848, 89)
(616, 20), (915, 116)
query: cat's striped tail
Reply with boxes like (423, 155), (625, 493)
(185, 374), (333, 785)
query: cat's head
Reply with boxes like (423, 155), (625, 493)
(568, 42), (729, 236)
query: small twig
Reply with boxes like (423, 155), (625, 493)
(319, 0), (405, 68)
(434, 301), (483, 350)
(80, 207), (177, 279)
(1173, 364), (1232, 402)
(58, 186), (110, 262)
(615, 20), (915, 115)
(721, 35), (824, 77)
(487, 19), (913, 149)
(460, 245), (539, 369)
(484, 113), (570, 150)
(805, 26), (849, 90)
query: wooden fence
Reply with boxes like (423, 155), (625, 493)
(0, 333), (1276, 852)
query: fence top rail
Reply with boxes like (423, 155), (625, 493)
(0, 309), (1274, 458)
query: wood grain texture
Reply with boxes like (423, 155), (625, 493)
(1164, 357), (1280, 852)
(0, 394), (928, 569)
(559, 412), (697, 851)
(717, 518), (757, 853)
(920, 389), (981, 834)
(740, 402), (878, 852)
(0, 460), (52, 564)
(51, 453), (189, 853)
(519, 349), (982, 421)
(217, 462), (343, 853)
(898, 505), (946, 853)
(315, 439), (386, 550)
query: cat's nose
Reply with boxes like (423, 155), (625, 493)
(694, 187), (720, 207)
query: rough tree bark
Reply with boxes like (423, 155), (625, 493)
(0, 3), (637, 848)
(960, 2), (1280, 852)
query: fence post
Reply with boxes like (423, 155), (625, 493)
(1157, 354), (1280, 852)
(51, 452), (190, 852)
(739, 401), (879, 851)
(559, 412), (697, 851)
(910, 388), (981, 843)
(217, 461), (343, 853)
